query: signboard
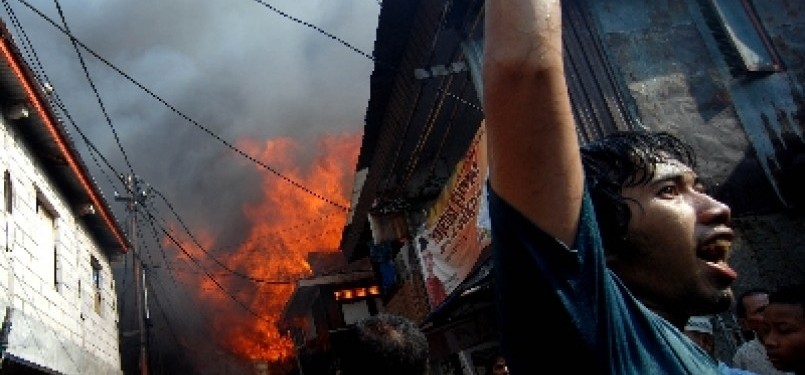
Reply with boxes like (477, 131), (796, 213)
(416, 124), (490, 307)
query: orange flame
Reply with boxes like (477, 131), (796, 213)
(168, 131), (360, 366)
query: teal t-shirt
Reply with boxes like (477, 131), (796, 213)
(489, 184), (722, 374)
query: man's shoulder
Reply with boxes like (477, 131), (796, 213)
(733, 338), (762, 356)
(719, 362), (759, 375)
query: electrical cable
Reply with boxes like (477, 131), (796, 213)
(1, 0), (127, 195)
(139, 267), (189, 371)
(13, 0), (350, 211)
(140, 199), (179, 288)
(51, 0), (136, 177)
(246, 0), (377, 64)
(148, 187), (297, 284)
(137, 205), (289, 326)
(127, 228), (200, 373)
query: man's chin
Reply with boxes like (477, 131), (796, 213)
(697, 288), (733, 314)
(767, 357), (793, 372)
(713, 290), (733, 311)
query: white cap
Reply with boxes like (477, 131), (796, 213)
(684, 316), (713, 335)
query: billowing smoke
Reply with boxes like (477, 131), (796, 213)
(5, 1), (378, 373)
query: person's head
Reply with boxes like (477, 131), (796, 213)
(684, 315), (715, 356)
(485, 353), (509, 375)
(581, 131), (735, 325)
(759, 283), (805, 374)
(336, 313), (429, 375)
(736, 288), (771, 337)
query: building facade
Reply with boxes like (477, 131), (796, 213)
(0, 21), (128, 375)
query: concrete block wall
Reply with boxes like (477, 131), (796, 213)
(1, 117), (123, 374)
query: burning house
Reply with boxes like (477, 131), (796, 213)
(150, 133), (363, 374)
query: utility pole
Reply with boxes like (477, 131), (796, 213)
(116, 174), (150, 375)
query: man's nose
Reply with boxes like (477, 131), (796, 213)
(761, 331), (778, 348)
(697, 192), (731, 225)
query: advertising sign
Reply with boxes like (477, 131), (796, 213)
(416, 124), (490, 307)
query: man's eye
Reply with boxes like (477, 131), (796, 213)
(778, 326), (796, 335)
(658, 186), (678, 197)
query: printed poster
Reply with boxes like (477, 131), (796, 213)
(416, 124), (490, 308)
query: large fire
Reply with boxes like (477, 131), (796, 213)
(167, 131), (360, 368)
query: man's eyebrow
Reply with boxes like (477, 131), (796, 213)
(648, 169), (696, 185)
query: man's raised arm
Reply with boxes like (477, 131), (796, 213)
(483, 0), (582, 245)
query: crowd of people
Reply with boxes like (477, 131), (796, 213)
(331, 0), (804, 374)
(733, 289), (794, 375)
(683, 315), (756, 375)
(334, 285), (802, 374)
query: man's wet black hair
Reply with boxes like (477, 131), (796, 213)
(581, 131), (696, 253)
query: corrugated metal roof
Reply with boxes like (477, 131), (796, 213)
(341, 0), (484, 261)
(341, 0), (639, 261)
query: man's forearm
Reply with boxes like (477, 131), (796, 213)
(483, 0), (563, 72)
(483, 0), (582, 244)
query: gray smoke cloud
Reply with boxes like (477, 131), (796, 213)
(5, 1), (379, 373)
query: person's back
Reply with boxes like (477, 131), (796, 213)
(334, 313), (429, 375)
(484, 0), (738, 373)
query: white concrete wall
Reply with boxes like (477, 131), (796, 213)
(0, 117), (123, 375)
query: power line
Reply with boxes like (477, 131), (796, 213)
(148, 187), (298, 285)
(12, 0), (349, 211)
(246, 0), (377, 63)
(51, 0), (136, 177)
(140, 200), (180, 289)
(128, 220), (198, 374)
(5, 0), (340, 282)
(139, 204), (292, 325)
(1, 0), (127, 189)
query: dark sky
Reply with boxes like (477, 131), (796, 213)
(3, 0), (379, 373)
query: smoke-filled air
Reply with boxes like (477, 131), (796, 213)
(4, 0), (379, 373)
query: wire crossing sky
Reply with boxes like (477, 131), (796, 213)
(3, 0), (381, 373)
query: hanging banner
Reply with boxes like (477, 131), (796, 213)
(416, 124), (490, 308)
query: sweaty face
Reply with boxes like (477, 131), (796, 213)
(610, 160), (736, 324)
(760, 303), (805, 372)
